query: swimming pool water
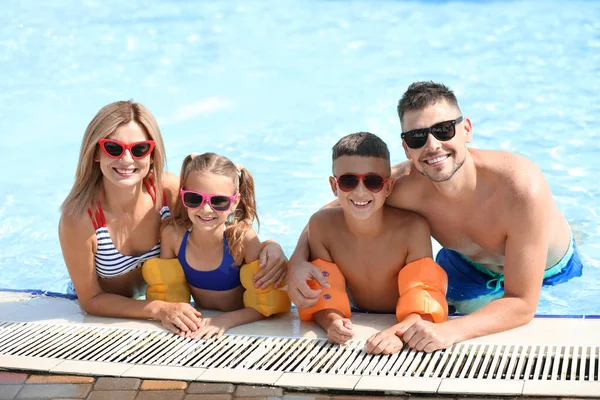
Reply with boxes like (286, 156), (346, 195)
(1, 0), (599, 315)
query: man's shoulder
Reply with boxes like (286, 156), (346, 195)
(474, 149), (547, 198)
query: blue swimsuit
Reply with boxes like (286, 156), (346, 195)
(177, 230), (242, 291)
(436, 231), (583, 314)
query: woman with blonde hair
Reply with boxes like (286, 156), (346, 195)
(59, 100), (287, 336)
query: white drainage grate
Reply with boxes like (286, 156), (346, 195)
(1, 321), (599, 396)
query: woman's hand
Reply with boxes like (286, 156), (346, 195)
(156, 302), (203, 336)
(253, 241), (288, 289)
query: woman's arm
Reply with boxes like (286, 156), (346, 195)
(58, 213), (201, 335)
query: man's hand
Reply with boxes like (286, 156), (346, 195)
(287, 260), (330, 308)
(396, 320), (458, 353)
(365, 329), (404, 355)
(253, 242), (288, 289)
(327, 318), (354, 344)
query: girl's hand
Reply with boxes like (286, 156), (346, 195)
(157, 302), (202, 336)
(254, 241), (288, 289)
(190, 315), (232, 340)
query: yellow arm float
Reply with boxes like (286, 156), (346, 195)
(240, 260), (291, 317)
(396, 257), (448, 323)
(297, 259), (352, 321)
(142, 258), (191, 303)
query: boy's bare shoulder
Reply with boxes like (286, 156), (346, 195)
(382, 206), (429, 231)
(309, 206), (345, 226)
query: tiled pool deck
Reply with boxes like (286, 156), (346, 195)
(1, 293), (600, 399)
(0, 370), (591, 400)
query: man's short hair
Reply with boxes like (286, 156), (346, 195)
(332, 132), (390, 165)
(397, 81), (461, 124)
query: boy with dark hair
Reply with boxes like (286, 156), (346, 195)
(297, 132), (448, 355)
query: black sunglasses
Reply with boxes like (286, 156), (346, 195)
(401, 116), (464, 149)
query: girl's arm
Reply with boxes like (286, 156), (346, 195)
(242, 228), (263, 263)
(59, 213), (201, 335)
(190, 307), (266, 340)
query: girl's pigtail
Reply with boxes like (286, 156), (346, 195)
(227, 165), (259, 265)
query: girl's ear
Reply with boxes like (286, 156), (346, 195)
(329, 176), (338, 196)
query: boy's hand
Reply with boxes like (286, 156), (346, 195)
(365, 329), (404, 355)
(287, 260), (331, 308)
(254, 242), (288, 289)
(189, 315), (231, 340)
(327, 318), (354, 344)
(396, 320), (458, 353)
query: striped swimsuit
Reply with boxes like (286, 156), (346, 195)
(88, 179), (171, 279)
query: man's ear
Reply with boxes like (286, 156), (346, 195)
(462, 117), (473, 144)
(329, 176), (338, 196)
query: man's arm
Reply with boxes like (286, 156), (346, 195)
(401, 169), (550, 352)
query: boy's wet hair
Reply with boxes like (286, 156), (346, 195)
(332, 132), (390, 165)
(397, 81), (461, 124)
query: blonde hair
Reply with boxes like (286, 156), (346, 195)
(166, 152), (259, 265)
(61, 100), (166, 218)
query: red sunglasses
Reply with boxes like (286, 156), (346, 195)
(334, 174), (391, 193)
(99, 139), (155, 160)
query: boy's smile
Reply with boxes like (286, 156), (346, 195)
(330, 155), (393, 220)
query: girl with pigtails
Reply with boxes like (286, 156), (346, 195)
(156, 152), (290, 339)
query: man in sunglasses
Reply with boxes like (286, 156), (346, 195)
(288, 81), (582, 352)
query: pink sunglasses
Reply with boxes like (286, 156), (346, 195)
(180, 189), (238, 212)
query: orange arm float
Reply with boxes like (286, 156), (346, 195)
(297, 259), (352, 321)
(142, 258), (191, 303)
(240, 260), (291, 317)
(396, 257), (448, 323)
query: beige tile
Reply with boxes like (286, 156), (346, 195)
(276, 373), (359, 391)
(140, 380), (188, 390)
(438, 378), (524, 395)
(522, 380), (600, 397)
(26, 374), (94, 384)
(198, 368), (283, 385)
(121, 364), (205, 381)
(50, 360), (132, 376)
(355, 376), (440, 393)
(0, 355), (61, 372)
(15, 383), (92, 398)
(94, 377), (140, 390)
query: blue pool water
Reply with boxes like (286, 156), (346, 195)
(1, 0), (599, 315)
